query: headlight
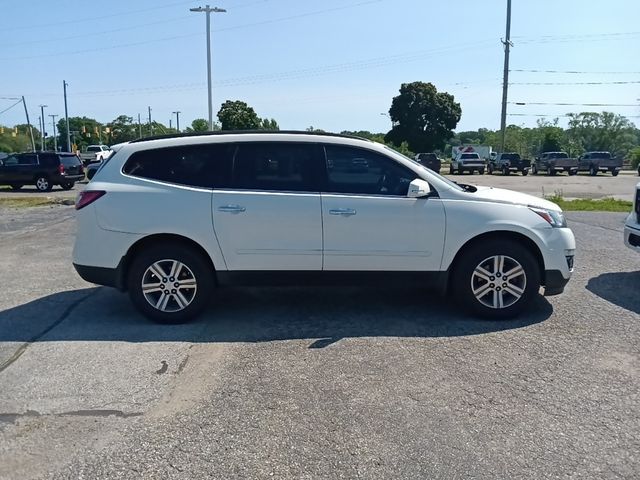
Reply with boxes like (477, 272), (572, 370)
(529, 207), (567, 228)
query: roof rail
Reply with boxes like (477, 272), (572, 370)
(129, 130), (373, 144)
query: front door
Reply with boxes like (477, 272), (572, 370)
(320, 145), (446, 271)
(213, 142), (325, 271)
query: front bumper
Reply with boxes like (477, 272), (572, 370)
(624, 221), (640, 252)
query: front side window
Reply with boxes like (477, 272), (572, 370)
(123, 143), (234, 188)
(232, 142), (323, 192)
(325, 145), (414, 196)
(2, 155), (20, 166)
(19, 154), (38, 165)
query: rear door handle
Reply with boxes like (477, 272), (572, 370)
(329, 208), (356, 216)
(218, 204), (246, 213)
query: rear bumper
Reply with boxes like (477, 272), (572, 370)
(624, 222), (640, 252)
(74, 262), (125, 290)
(57, 174), (84, 183)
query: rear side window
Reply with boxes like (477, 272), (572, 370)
(123, 144), (234, 188)
(38, 154), (57, 167)
(60, 155), (81, 167)
(232, 142), (323, 192)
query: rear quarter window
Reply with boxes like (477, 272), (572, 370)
(60, 155), (81, 167)
(123, 144), (235, 188)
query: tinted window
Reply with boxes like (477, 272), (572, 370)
(233, 142), (323, 192)
(19, 154), (38, 165)
(501, 153), (520, 161)
(591, 152), (611, 159)
(38, 153), (58, 167)
(461, 153), (479, 159)
(548, 152), (568, 159)
(59, 155), (81, 167)
(87, 146), (100, 152)
(325, 145), (414, 196)
(123, 143), (234, 188)
(2, 155), (20, 166)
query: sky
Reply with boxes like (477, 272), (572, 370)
(1, 0), (639, 134)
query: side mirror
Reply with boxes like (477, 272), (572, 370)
(407, 178), (431, 198)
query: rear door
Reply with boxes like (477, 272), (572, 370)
(320, 145), (445, 271)
(59, 154), (84, 176)
(212, 142), (324, 271)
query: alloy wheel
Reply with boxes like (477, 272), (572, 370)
(470, 255), (527, 309)
(141, 259), (197, 312)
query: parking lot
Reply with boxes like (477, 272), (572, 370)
(1, 181), (639, 479)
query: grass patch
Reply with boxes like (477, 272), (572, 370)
(545, 195), (632, 212)
(0, 197), (75, 208)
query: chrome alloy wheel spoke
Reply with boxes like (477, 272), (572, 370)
(141, 259), (198, 313)
(471, 255), (527, 309)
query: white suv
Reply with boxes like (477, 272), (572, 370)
(624, 183), (640, 252)
(73, 132), (575, 323)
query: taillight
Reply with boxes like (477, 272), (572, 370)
(76, 190), (106, 210)
(58, 164), (65, 174)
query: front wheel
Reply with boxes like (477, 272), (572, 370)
(452, 240), (540, 319)
(449, 165), (454, 175)
(502, 166), (509, 176)
(568, 170), (577, 176)
(590, 166), (598, 176)
(611, 170), (619, 177)
(547, 167), (556, 176)
(35, 176), (52, 192)
(60, 182), (75, 191)
(521, 169), (529, 176)
(127, 244), (215, 324)
(532, 164), (538, 175)
(479, 168), (485, 175)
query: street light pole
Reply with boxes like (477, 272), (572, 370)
(190, 5), (226, 130)
(173, 111), (181, 132)
(49, 115), (58, 151)
(499, 0), (513, 152)
(39, 104), (47, 150)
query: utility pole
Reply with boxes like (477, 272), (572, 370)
(190, 5), (226, 130)
(39, 105), (47, 150)
(499, 0), (512, 152)
(49, 114), (58, 151)
(173, 111), (181, 132)
(138, 113), (142, 138)
(169, 118), (172, 129)
(63, 81), (72, 152)
(21, 96), (35, 152)
(148, 106), (153, 136)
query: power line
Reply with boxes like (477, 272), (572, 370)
(511, 69), (640, 75)
(0, 0), (384, 61)
(509, 102), (639, 107)
(513, 31), (640, 41)
(0, 99), (23, 116)
(508, 113), (640, 118)
(510, 80), (640, 86)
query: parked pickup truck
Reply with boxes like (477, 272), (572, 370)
(488, 153), (530, 176)
(449, 152), (485, 175)
(532, 152), (578, 176)
(80, 145), (112, 166)
(577, 151), (622, 176)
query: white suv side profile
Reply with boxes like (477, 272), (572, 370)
(73, 132), (575, 323)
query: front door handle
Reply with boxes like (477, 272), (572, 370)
(329, 208), (357, 216)
(218, 204), (246, 214)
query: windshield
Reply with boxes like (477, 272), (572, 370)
(502, 153), (520, 160)
(548, 152), (568, 159)
(592, 152), (611, 159)
(383, 145), (464, 192)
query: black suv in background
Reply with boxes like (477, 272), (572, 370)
(0, 152), (84, 191)
(414, 153), (441, 173)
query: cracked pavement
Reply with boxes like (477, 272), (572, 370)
(0, 204), (638, 479)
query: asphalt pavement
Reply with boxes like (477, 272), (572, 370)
(0, 205), (638, 479)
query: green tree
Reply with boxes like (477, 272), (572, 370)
(566, 111), (637, 158)
(107, 115), (138, 144)
(217, 100), (261, 130)
(56, 116), (104, 151)
(187, 118), (211, 132)
(629, 146), (640, 169)
(384, 82), (461, 153)
(260, 118), (279, 130)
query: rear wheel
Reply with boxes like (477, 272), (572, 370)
(568, 169), (577, 176)
(479, 168), (485, 175)
(502, 166), (509, 176)
(449, 165), (454, 175)
(547, 167), (556, 176)
(35, 176), (52, 192)
(611, 169), (619, 177)
(10, 184), (23, 191)
(127, 244), (215, 324)
(521, 169), (529, 176)
(590, 165), (598, 176)
(60, 182), (75, 190)
(532, 164), (538, 175)
(452, 240), (540, 319)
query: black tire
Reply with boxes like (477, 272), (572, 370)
(521, 169), (529, 176)
(611, 169), (619, 177)
(589, 166), (598, 176)
(479, 168), (485, 175)
(127, 243), (215, 324)
(488, 165), (493, 175)
(449, 165), (454, 175)
(568, 170), (577, 176)
(502, 166), (509, 176)
(10, 184), (23, 191)
(532, 164), (538, 175)
(34, 176), (52, 192)
(547, 167), (556, 176)
(452, 239), (541, 319)
(60, 182), (75, 191)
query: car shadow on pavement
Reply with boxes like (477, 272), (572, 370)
(586, 271), (640, 314)
(0, 286), (553, 346)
